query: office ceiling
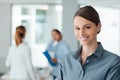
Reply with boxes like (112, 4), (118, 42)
(0, 0), (120, 9)
(0, 0), (62, 4)
(78, 0), (120, 9)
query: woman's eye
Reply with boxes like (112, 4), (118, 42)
(86, 26), (91, 29)
(75, 27), (80, 30)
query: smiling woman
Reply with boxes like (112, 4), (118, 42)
(57, 6), (120, 80)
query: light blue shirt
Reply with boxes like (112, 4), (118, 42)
(46, 40), (71, 76)
(58, 42), (120, 80)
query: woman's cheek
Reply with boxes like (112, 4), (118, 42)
(74, 31), (80, 39)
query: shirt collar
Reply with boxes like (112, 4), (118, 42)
(93, 42), (104, 57)
(74, 42), (104, 60)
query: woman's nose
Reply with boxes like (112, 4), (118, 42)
(79, 29), (85, 36)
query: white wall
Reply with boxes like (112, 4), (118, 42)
(0, 3), (11, 73)
(78, 0), (120, 8)
(0, 0), (61, 4)
(62, 0), (78, 51)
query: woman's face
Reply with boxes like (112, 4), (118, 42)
(52, 31), (61, 41)
(74, 16), (101, 45)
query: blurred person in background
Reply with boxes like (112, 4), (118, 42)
(6, 25), (36, 80)
(46, 29), (71, 80)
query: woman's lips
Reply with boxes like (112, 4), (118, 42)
(80, 36), (89, 41)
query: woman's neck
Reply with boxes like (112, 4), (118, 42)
(57, 38), (62, 42)
(15, 39), (23, 47)
(81, 41), (98, 65)
(82, 41), (98, 56)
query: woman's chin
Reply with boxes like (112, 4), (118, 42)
(80, 41), (90, 45)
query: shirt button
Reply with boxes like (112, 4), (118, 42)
(81, 71), (83, 74)
(86, 60), (89, 63)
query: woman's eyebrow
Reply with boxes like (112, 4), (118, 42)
(84, 23), (92, 26)
(73, 23), (93, 28)
(73, 25), (78, 27)
(73, 26), (80, 29)
(83, 24), (92, 27)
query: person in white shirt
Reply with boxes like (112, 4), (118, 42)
(5, 25), (36, 80)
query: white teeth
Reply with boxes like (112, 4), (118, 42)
(80, 37), (89, 40)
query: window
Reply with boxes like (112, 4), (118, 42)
(12, 4), (63, 68)
(95, 6), (120, 56)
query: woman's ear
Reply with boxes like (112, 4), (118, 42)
(97, 23), (101, 34)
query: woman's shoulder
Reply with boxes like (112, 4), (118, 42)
(21, 42), (29, 47)
(60, 40), (67, 44)
(103, 49), (120, 62)
(60, 51), (77, 65)
(20, 42), (30, 50)
(9, 44), (16, 50)
(103, 49), (119, 57)
(102, 50), (120, 69)
(59, 40), (69, 47)
(48, 40), (54, 44)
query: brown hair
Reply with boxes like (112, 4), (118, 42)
(52, 29), (62, 38)
(74, 6), (101, 33)
(16, 25), (26, 39)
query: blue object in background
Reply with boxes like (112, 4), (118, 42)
(43, 50), (57, 67)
